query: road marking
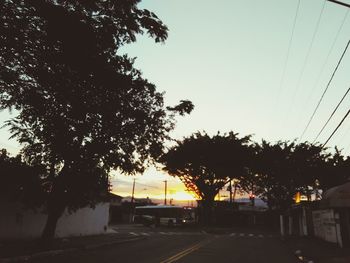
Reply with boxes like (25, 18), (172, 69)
(248, 234), (254, 237)
(129, 232), (139, 236)
(258, 234), (264, 238)
(239, 233), (245, 237)
(230, 233), (236, 236)
(159, 232), (166, 235)
(160, 239), (211, 263)
(140, 232), (150, 236)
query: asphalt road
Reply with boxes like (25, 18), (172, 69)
(31, 226), (298, 263)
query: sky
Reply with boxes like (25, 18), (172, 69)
(2, 0), (350, 203)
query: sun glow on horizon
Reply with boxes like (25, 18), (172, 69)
(129, 189), (197, 201)
(110, 168), (198, 202)
(169, 191), (196, 201)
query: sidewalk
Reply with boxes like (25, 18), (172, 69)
(0, 231), (144, 262)
(284, 236), (350, 263)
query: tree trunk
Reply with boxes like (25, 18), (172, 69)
(41, 195), (66, 244)
(41, 171), (68, 244)
(41, 207), (63, 241)
(201, 199), (214, 226)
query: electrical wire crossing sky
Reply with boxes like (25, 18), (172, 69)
(2, 0), (350, 200)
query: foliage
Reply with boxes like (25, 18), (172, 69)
(161, 133), (347, 212)
(239, 141), (348, 210)
(160, 131), (251, 223)
(318, 147), (350, 191)
(0, 149), (46, 207)
(0, 0), (192, 238)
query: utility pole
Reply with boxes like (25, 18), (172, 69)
(163, 180), (167, 205)
(327, 0), (350, 8)
(130, 178), (136, 223)
(232, 183), (237, 202)
(131, 178), (136, 205)
(229, 179), (233, 203)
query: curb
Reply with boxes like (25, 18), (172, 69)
(0, 236), (145, 263)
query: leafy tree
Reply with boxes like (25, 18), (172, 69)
(0, 149), (46, 207)
(242, 141), (331, 210)
(289, 142), (327, 200)
(0, 0), (193, 239)
(160, 131), (251, 224)
(238, 141), (293, 210)
(318, 148), (350, 191)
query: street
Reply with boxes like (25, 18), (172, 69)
(31, 225), (297, 263)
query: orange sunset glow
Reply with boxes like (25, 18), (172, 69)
(110, 166), (198, 204)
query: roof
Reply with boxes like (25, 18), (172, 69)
(109, 192), (122, 201)
(135, 205), (182, 209)
(322, 181), (350, 207)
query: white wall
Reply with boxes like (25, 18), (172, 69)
(0, 201), (47, 239)
(312, 209), (342, 245)
(0, 201), (109, 239)
(56, 203), (109, 237)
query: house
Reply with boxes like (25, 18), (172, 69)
(317, 181), (350, 247)
(281, 181), (350, 248)
(109, 193), (123, 224)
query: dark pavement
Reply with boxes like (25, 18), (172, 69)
(28, 225), (297, 263)
(284, 236), (350, 263)
(0, 231), (140, 259)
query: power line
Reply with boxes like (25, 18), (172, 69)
(334, 114), (350, 146)
(133, 181), (161, 190)
(298, 39), (350, 141)
(112, 178), (161, 190)
(299, 8), (349, 120)
(313, 87), (350, 143)
(321, 109), (350, 148)
(276, 0), (301, 94)
(283, 0), (326, 134)
(327, 0), (350, 9)
(291, 0), (327, 103)
(268, 0), (301, 135)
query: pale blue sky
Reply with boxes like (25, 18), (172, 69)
(2, 0), (350, 199)
(120, 0), (350, 147)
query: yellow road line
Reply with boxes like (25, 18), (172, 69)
(159, 239), (211, 263)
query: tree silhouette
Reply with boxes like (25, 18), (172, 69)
(160, 131), (251, 224)
(319, 147), (350, 191)
(241, 141), (334, 210)
(0, 0), (193, 240)
(239, 141), (292, 210)
(0, 149), (46, 207)
(290, 142), (328, 200)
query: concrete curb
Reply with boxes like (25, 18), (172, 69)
(0, 236), (145, 263)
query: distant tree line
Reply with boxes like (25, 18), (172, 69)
(160, 131), (350, 224)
